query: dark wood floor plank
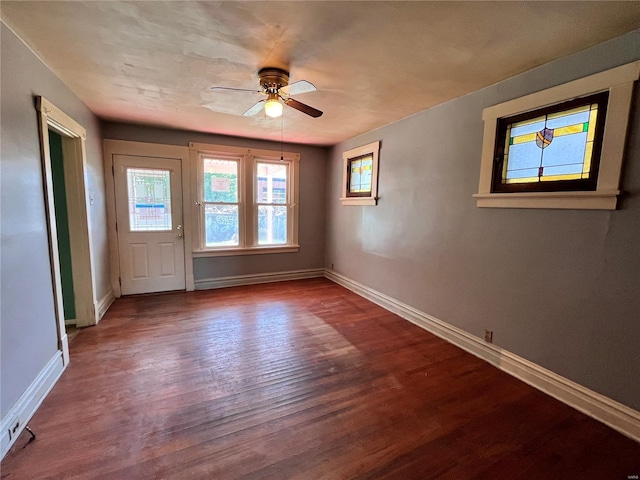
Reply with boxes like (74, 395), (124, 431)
(2, 278), (639, 479)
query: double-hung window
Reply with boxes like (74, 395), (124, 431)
(256, 160), (289, 245)
(202, 156), (242, 247)
(190, 143), (300, 256)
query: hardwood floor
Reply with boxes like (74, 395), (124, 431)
(2, 278), (639, 479)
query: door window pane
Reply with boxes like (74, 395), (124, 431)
(126, 168), (172, 231)
(205, 204), (239, 247)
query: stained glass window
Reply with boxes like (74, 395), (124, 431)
(493, 92), (608, 193)
(347, 153), (374, 196)
(126, 168), (172, 231)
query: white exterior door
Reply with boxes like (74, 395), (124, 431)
(114, 155), (185, 295)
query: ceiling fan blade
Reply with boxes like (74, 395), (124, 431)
(242, 100), (266, 116)
(280, 80), (317, 96)
(212, 86), (262, 94)
(283, 98), (323, 118)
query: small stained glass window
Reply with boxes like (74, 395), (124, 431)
(493, 92), (608, 193)
(347, 153), (374, 197)
(126, 168), (172, 231)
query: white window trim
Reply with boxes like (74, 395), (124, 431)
(474, 61), (640, 210)
(189, 142), (300, 256)
(341, 141), (380, 206)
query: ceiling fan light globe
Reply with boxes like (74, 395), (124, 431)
(264, 98), (283, 118)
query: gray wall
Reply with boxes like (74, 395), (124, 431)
(326, 30), (640, 411)
(0, 23), (110, 417)
(102, 122), (328, 281)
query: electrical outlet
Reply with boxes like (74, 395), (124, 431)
(484, 329), (493, 343)
(7, 416), (19, 441)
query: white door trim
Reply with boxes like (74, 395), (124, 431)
(103, 140), (194, 297)
(36, 96), (98, 366)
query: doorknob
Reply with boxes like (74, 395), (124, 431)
(176, 224), (183, 239)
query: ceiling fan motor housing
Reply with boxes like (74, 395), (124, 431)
(259, 68), (289, 92)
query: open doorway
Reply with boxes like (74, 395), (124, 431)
(49, 130), (77, 326)
(36, 96), (98, 365)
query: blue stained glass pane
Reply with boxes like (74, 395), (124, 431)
(543, 164), (583, 176)
(541, 133), (587, 167)
(506, 167), (539, 179)
(546, 110), (590, 129)
(507, 142), (542, 171)
(350, 159), (362, 192)
(511, 119), (546, 137)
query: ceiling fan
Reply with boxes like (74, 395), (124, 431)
(212, 67), (323, 118)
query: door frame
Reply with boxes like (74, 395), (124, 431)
(103, 140), (194, 297)
(36, 97), (98, 365)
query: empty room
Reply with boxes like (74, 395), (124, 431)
(1, 2), (640, 478)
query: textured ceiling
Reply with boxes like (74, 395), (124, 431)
(2, 1), (640, 146)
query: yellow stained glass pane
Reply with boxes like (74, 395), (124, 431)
(511, 132), (537, 145)
(505, 176), (539, 184)
(539, 173), (583, 182)
(587, 106), (598, 142)
(504, 128), (511, 154)
(582, 141), (594, 174)
(554, 123), (585, 136)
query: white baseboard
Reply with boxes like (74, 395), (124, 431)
(324, 269), (640, 443)
(96, 289), (115, 322)
(186, 274), (195, 292)
(1, 351), (66, 460)
(195, 268), (325, 290)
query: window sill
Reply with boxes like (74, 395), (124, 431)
(192, 245), (300, 258)
(473, 190), (619, 210)
(340, 197), (378, 206)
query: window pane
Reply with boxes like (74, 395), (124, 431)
(256, 162), (287, 204)
(204, 158), (238, 203)
(348, 154), (373, 193)
(504, 142), (542, 179)
(503, 102), (600, 184)
(258, 205), (287, 245)
(205, 204), (238, 247)
(126, 168), (172, 231)
(509, 117), (545, 137)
